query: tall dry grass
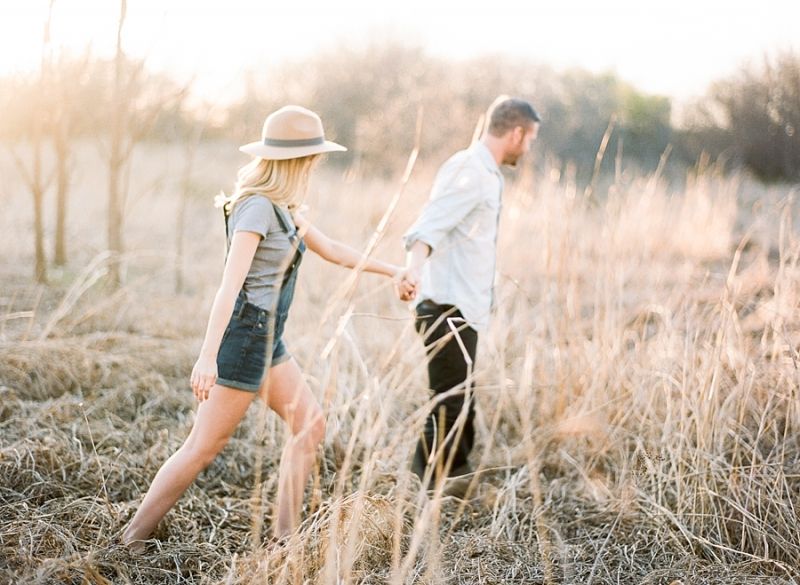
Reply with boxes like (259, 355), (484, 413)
(1, 142), (799, 584)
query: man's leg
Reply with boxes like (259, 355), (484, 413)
(412, 301), (478, 483)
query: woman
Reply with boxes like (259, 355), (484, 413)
(122, 105), (413, 548)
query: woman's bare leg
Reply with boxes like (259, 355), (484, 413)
(122, 384), (256, 545)
(260, 358), (326, 538)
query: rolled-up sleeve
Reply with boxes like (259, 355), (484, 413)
(403, 163), (482, 252)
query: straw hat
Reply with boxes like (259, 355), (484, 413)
(239, 105), (347, 160)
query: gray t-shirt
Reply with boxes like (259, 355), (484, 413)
(227, 195), (296, 310)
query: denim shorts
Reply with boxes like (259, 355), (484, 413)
(216, 297), (290, 392)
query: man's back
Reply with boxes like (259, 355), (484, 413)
(403, 141), (504, 331)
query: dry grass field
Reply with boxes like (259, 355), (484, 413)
(1, 142), (799, 584)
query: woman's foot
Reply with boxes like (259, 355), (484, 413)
(120, 523), (151, 554)
(122, 538), (147, 554)
(118, 527), (147, 554)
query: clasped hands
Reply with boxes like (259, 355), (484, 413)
(393, 267), (419, 302)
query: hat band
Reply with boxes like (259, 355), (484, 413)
(263, 136), (325, 147)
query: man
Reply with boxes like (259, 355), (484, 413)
(401, 97), (541, 487)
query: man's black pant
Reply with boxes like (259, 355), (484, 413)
(412, 300), (478, 481)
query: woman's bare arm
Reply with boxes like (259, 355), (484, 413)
(191, 230), (260, 400)
(294, 211), (401, 278)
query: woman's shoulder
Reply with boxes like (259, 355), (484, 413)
(234, 194), (273, 214)
(230, 195), (277, 237)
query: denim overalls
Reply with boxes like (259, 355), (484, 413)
(215, 199), (305, 391)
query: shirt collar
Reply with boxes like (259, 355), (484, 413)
(473, 140), (502, 176)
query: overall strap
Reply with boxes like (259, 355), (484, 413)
(271, 203), (294, 235)
(222, 200), (232, 262)
(270, 202), (304, 275)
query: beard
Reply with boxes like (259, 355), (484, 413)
(502, 139), (526, 167)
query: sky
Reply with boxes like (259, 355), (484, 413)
(0, 0), (798, 106)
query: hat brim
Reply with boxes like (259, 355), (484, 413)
(239, 140), (347, 160)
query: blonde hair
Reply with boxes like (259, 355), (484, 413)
(214, 155), (320, 215)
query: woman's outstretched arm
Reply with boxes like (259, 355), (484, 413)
(191, 230), (260, 401)
(294, 211), (402, 278)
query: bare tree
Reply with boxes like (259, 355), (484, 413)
(52, 97), (70, 267)
(51, 53), (90, 267)
(6, 1), (57, 283)
(107, 0), (128, 287)
(105, 0), (190, 287)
